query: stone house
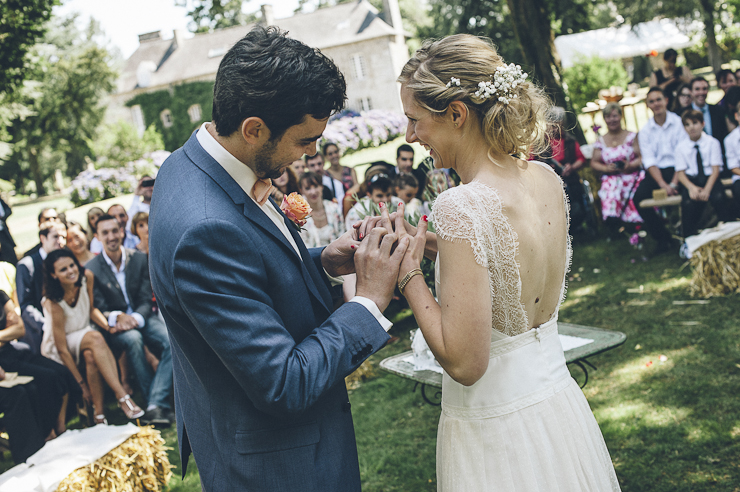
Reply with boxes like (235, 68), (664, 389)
(107, 0), (410, 149)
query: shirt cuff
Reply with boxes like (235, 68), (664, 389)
(108, 311), (123, 327)
(323, 268), (344, 287)
(349, 296), (393, 332)
(131, 312), (146, 328)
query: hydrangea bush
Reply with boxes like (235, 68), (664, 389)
(70, 150), (171, 207)
(320, 110), (407, 155)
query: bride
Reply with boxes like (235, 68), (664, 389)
(372, 34), (621, 490)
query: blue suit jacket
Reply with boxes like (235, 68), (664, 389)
(148, 132), (390, 491)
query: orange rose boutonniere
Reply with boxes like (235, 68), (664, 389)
(281, 192), (312, 230)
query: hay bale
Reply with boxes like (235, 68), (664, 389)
(56, 426), (173, 492)
(689, 235), (740, 298)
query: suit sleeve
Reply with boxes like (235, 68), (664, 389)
(172, 219), (389, 416)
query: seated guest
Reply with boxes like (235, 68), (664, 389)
(87, 207), (104, 255)
(86, 215), (173, 427)
(392, 173), (423, 217)
(298, 172), (344, 248)
(305, 152), (344, 202)
(107, 204), (139, 250)
(66, 221), (95, 266)
(131, 212), (150, 255)
(0, 286), (78, 441)
(634, 87), (686, 254)
(270, 167), (299, 204)
(675, 110), (733, 237)
(724, 86), (740, 133)
(323, 142), (357, 192)
(290, 158), (306, 176)
(17, 222), (66, 353)
(0, 245), (17, 304)
(41, 250), (144, 424)
(670, 83), (693, 117)
(724, 101), (740, 216)
(23, 207), (60, 258)
(544, 107), (587, 233)
(0, 365), (46, 463)
(590, 102), (644, 239)
(344, 170), (393, 232)
(0, 197), (17, 266)
(691, 77), (729, 159)
(649, 48), (692, 109)
(391, 144), (428, 199)
(127, 176), (153, 233)
(716, 69), (737, 109)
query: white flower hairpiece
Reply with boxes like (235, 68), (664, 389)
(445, 77), (461, 88)
(473, 63), (528, 105)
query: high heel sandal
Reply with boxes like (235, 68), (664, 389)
(118, 394), (145, 419)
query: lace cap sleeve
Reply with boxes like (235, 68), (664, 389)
(431, 185), (489, 267)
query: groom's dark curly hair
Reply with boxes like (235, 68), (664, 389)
(212, 26), (347, 140)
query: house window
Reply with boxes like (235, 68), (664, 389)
(188, 104), (202, 123)
(357, 97), (372, 112)
(160, 109), (174, 128)
(350, 54), (367, 81)
(131, 105), (146, 135)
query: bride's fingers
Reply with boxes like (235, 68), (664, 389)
(416, 214), (429, 239)
(394, 202), (406, 237)
(379, 202), (393, 232)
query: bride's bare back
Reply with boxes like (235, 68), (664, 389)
(433, 160), (570, 336)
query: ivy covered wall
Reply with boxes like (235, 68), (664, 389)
(125, 81), (214, 151)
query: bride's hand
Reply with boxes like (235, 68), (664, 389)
(353, 205), (416, 240)
(380, 202), (427, 280)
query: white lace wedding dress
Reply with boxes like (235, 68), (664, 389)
(430, 168), (621, 491)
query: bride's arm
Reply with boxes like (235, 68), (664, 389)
(393, 206), (491, 386)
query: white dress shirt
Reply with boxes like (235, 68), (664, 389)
(101, 246), (146, 328)
(196, 123), (391, 331)
(724, 127), (740, 183)
(674, 132), (723, 177)
(638, 111), (687, 169)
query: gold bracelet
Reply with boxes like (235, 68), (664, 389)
(398, 268), (423, 295)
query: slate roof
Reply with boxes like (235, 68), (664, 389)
(118, 0), (402, 94)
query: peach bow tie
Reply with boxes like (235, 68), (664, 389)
(252, 178), (274, 206)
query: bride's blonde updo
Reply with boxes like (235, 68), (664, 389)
(398, 34), (551, 158)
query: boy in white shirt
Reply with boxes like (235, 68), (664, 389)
(723, 102), (740, 217)
(675, 110), (733, 237)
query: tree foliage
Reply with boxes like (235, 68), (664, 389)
(185, 0), (259, 32)
(0, 0), (58, 96)
(562, 55), (631, 110)
(91, 121), (165, 169)
(1, 14), (117, 195)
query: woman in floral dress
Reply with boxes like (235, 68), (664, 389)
(590, 103), (644, 238)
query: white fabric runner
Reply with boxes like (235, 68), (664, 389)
(0, 423), (139, 492)
(684, 221), (740, 258)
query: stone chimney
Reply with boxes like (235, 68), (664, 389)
(381, 0), (403, 32)
(261, 4), (275, 26)
(138, 31), (162, 43)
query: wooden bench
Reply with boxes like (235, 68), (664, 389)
(379, 323), (626, 405)
(638, 178), (734, 209)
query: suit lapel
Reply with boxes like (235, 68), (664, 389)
(97, 256), (126, 302)
(183, 133), (330, 313)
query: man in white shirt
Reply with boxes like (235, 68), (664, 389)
(126, 176), (153, 231)
(723, 101), (740, 216)
(305, 152), (344, 202)
(675, 110), (733, 237)
(635, 87), (687, 253)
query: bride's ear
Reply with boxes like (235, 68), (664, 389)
(447, 101), (468, 129)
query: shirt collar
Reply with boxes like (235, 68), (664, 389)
(692, 102), (708, 111)
(196, 122), (259, 199)
(101, 246), (126, 273)
(39, 248), (48, 261)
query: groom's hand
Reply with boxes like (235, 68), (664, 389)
(354, 227), (409, 312)
(321, 231), (361, 277)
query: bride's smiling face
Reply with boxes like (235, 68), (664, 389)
(401, 85), (452, 169)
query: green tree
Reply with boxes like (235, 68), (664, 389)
(185, 0), (259, 32)
(0, 0), (59, 96)
(562, 56), (631, 110)
(2, 14), (117, 195)
(91, 121), (165, 168)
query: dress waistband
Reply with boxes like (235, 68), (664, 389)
(442, 318), (571, 420)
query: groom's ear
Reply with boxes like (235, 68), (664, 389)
(240, 117), (270, 145)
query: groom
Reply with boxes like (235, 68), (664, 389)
(149, 26), (407, 491)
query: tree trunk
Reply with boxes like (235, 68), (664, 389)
(699, 0), (722, 72)
(505, 0), (586, 144)
(28, 148), (46, 196)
